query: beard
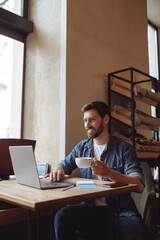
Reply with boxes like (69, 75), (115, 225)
(86, 122), (104, 139)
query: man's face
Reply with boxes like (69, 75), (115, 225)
(83, 109), (105, 139)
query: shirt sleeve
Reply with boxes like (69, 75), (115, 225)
(123, 141), (145, 186)
(58, 144), (79, 174)
(129, 172), (145, 185)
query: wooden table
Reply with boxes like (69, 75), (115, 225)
(0, 178), (137, 240)
(0, 178), (137, 211)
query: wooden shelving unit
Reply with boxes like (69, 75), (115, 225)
(111, 111), (157, 131)
(108, 67), (160, 146)
(111, 78), (158, 107)
(108, 67), (160, 214)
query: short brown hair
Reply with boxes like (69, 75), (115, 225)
(81, 101), (110, 118)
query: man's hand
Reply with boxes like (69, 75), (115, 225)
(91, 158), (144, 193)
(50, 170), (69, 182)
(45, 166), (69, 182)
(91, 157), (109, 178)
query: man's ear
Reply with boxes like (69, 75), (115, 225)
(103, 114), (110, 124)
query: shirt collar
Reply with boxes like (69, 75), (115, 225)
(84, 138), (93, 149)
(84, 134), (114, 150)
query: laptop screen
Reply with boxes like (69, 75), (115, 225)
(0, 139), (36, 179)
(9, 145), (41, 189)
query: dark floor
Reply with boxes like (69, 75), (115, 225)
(0, 215), (54, 240)
(1, 216), (160, 240)
(155, 232), (160, 240)
(155, 226), (160, 240)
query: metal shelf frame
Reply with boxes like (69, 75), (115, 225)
(108, 67), (160, 223)
(108, 67), (159, 146)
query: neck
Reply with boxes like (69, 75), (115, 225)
(93, 130), (110, 145)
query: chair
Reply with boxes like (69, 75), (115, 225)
(0, 138), (36, 179)
(75, 162), (158, 240)
(0, 138), (37, 238)
(131, 162), (158, 240)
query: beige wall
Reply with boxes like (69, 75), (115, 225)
(23, 0), (149, 168)
(23, 0), (61, 167)
(65, 0), (149, 155)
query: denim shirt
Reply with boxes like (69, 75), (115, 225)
(59, 135), (144, 216)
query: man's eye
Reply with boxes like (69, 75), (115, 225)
(84, 118), (95, 123)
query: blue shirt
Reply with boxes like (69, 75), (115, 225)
(58, 134), (144, 216)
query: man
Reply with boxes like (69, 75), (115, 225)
(51, 101), (145, 240)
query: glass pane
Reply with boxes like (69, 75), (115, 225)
(0, 35), (12, 137)
(0, 0), (22, 16)
(147, 24), (160, 180)
(0, 34), (24, 138)
(147, 24), (159, 80)
(147, 24), (159, 118)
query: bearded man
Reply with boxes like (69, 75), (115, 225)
(50, 101), (146, 240)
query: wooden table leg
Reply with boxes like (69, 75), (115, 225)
(28, 210), (32, 240)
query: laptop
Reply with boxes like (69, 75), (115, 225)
(9, 145), (75, 190)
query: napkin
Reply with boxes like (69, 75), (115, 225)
(76, 181), (98, 189)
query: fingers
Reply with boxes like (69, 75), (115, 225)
(64, 174), (69, 179)
(92, 159), (100, 168)
(44, 174), (50, 178)
(93, 157), (98, 162)
(46, 170), (69, 182)
(50, 170), (65, 182)
(92, 157), (100, 166)
(91, 160), (105, 176)
(91, 160), (100, 175)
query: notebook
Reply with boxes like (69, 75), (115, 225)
(9, 145), (74, 190)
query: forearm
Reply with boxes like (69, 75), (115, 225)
(92, 159), (144, 193)
(106, 168), (144, 193)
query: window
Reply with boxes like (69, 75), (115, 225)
(147, 22), (160, 179)
(0, 0), (33, 138)
(0, 35), (24, 137)
(147, 22), (159, 120)
(147, 23), (159, 81)
(0, 0), (22, 16)
(147, 22), (159, 135)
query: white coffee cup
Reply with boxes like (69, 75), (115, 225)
(75, 157), (93, 168)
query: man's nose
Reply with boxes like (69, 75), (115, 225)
(85, 120), (91, 128)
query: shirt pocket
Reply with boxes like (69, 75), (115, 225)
(107, 158), (124, 174)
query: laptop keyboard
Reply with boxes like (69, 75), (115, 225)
(40, 178), (74, 189)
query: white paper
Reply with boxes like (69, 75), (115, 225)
(76, 181), (95, 185)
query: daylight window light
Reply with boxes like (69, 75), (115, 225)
(0, 82), (7, 91)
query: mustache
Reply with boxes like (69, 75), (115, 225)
(87, 127), (95, 131)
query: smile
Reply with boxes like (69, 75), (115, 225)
(87, 128), (95, 132)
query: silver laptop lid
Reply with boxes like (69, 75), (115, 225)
(9, 145), (41, 189)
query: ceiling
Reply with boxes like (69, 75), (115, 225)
(147, 0), (160, 27)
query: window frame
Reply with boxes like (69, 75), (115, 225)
(0, 3), (33, 42)
(0, 0), (33, 137)
(148, 21), (160, 91)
